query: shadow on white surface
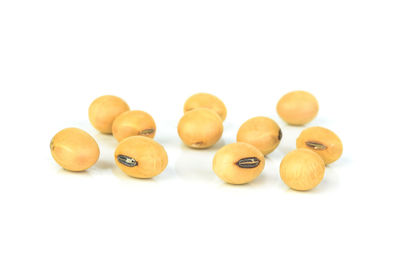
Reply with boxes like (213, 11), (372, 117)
(330, 156), (351, 168)
(247, 173), (269, 187)
(93, 159), (115, 171)
(174, 144), (221, 184)
(56, 167), (92, 177)
(95, 132), (118, 149)
(153, 165), (175, 182)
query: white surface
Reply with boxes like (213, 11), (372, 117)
(1, 1), (400, 259)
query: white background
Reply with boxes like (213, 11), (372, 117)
(1, 0), (399, 259)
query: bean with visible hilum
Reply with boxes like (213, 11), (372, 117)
(296, 126), (343, 165)
(213, 143), (265, 185)
(114, 136), (168, 179)
(112, 110), (156, 142)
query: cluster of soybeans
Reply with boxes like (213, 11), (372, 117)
(50, 91), (343, 191)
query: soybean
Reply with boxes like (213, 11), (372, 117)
(89, 95), (130, 134)
(277, 91), (318, 125)
(178, 108), (223, 149)
(280, 149), (325, 191)
(237, 116), (282, 155)
(50, 128), (100, 172)
(184, 93), (227, 121)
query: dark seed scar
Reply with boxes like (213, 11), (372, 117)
(236, 157), (261, 168)
(117, 154), (138, 167)
(306, 141), (327, 150)
(278, 129), (283, 141)
(139, 129), (155, 135)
